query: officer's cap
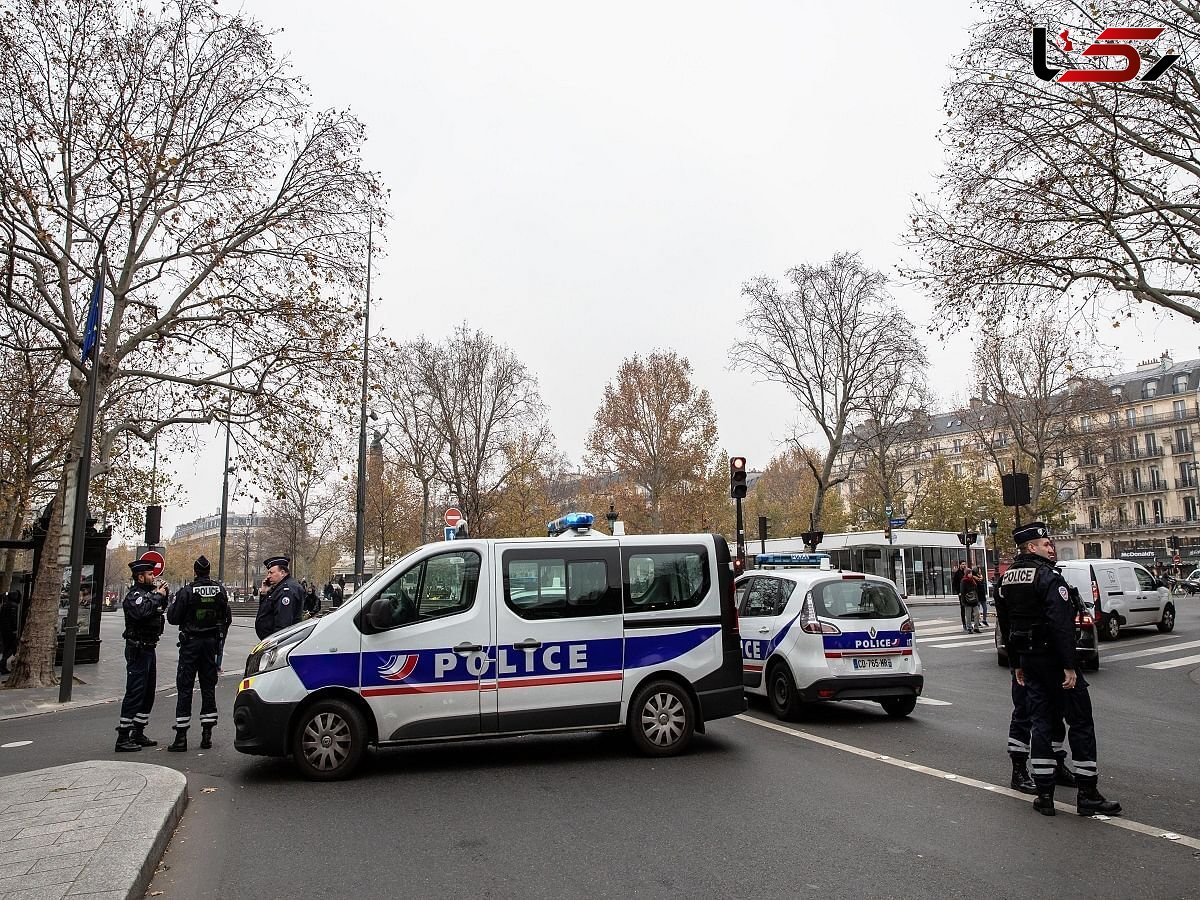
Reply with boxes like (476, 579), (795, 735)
(128, 559), (155, 575)
(1012, 521), (1050, 545)
(194, 555), (210, 576)
(263, 555), (290, 570)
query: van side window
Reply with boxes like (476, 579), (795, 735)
(1133, 566), (1158, 592)
(624, 546), (709, 613)
(362, 551), (481, 632)
(503, 550), (620, 620)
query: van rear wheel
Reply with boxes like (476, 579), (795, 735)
(629, 680), (694, 757)
(1101, 613), (1121, 641)
(291, 698), (367, 781)
(880, 696), (917, 718)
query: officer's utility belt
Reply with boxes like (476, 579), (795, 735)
(1008, 625), (1050, 655)
(125, 638), (156, 650)
(180, 629), (220, 641)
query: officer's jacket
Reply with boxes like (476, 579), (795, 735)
(168, 577), (233, 637)
(997, 553), (1077, 667)
(255, 575), (304, 639)
(122, 583), (166, 644)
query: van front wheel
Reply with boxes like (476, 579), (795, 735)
(629, 680), (694, 757)
(291, 698), (367, 781)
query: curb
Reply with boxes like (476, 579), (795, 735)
(0, 761), (187, 900)
(0, 671), (245, 723)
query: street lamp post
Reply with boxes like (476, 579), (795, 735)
(217, 329), (235, 584)
(352, 222), (373, 590)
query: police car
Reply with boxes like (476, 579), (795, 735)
(233, 513), (745, 780)
(737, 554), (923, 719)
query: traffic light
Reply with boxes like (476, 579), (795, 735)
(757, 515), (769, 543)
(733, 556), (745, 575)
(730, 457), (747, 499)
(144, 505), (162, 546)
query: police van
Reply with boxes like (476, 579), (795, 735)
(737, 554), (923, 719)
(233, 514), (745, 779)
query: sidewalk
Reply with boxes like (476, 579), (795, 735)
(0, 761), (186, 900)
(0, 616), (261, 721)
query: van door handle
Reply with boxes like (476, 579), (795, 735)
(453, 642), (482, 654)
(513, 639), (541, 650)
(757, 627), (771, 634)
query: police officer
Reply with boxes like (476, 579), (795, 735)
(999, 521), (1121, 817)
(255, 555), (303, 639)
(166, 555), (232, 752)
(995, 571), (1075, 794)
(115, 559), (169, 752)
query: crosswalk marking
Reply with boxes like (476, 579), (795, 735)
(1138, 653), (1200, 670)
(917, 624), (971, 637)
(916, 696), (952, 706)
(921, 637), (995, 649)
(1103, 639), (1200, 662)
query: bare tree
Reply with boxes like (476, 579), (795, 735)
(907, 0), (1200, 325)
(731, 253), (925, 540)
(967, 310), (1116, 524)
(0, 0), (383, 686)
(585, 350), (719, 532)
(256, 438), (346, 582)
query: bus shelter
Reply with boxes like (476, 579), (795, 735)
(753, 529), (988, 598)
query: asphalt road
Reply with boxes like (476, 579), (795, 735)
(1, 601), (1197, 899)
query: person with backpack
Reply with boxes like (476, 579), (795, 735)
(961, 566), (982, 633)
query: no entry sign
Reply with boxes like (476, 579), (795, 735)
(444, 507), (463, 528)
(140, 549), (165, 577)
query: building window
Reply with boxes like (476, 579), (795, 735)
(1143, 405), (1155, 424)
(1055, 450), (1066, 466)
(1135, 501), (1147, 525)
(1152, 499), (1165, 524)
(1175, 428), (1192, 452)
(1174, 399), (1187, 420)
(1080, 415), (1092, 432)
(1132, 468), (1143, 490)
(1181, 462), (1196, 488)
(952, 439), (961, 453)
(1085, 473), (1099, 498)
(1144, 380), (1158, 399)
(1118, 505), (1129, 525)
(1186, 496), (1198, 522)
(1126, 409), (1137, 427)
(953, 463), (963, 478)
(1145, 433), (1158, 455)
(1089, 507), (1101, 529)
(1116, 471), (1127, 493)
(1150, 467), (1162, 489)
(1126, 436), (1138, 458)
(1082, 447), (1097, 465)
(1174, 374), (1189, 394)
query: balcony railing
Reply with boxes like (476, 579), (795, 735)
(1116, 406), (1200, 427)
(1176, 477), (1198, 489)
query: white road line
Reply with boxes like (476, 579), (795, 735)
(916, 624), (970, 637)
(915, 697), (952, 706)
(1, 740), (33, 748)
(922, 637), (996, 649)
(734, 713), (1200, 852)
(914, 618), (953, 627)
(1103, 639), (1200, 662)
(1138, 653), (1200, 670)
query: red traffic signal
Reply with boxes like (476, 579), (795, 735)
(730, 456), (747, 499)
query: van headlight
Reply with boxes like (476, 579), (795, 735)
(244, 624), (315, 677)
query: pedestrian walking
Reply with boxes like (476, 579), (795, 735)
(115, 559), (169, 752)
(952, 561), (968, 630)
(303, 581), (320, 618)
(999, 521), (1121, 818)
(255, 555), (304, 639)
(334, 573), (346, 607)
(166, 555), (232, 752)
(974, 566), (990, 627)
(0, 590), (20, 676)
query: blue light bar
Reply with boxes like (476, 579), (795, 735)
(754, 552), (829, 568)
(547, 512), (595, 536)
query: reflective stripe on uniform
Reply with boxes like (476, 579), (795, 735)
(1030, 757), (1057, 775)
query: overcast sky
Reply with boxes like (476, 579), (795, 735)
(158, 0), (1199, 538)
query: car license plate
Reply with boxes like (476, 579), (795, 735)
(851, 657), (894, 670)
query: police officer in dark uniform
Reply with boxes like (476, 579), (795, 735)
(996, 571), (1074, 794)
(166, 555), (232, 752)
(115, 559), (169, 752)
(998, 522), (1121, 817)
(255, 555), (303, 639)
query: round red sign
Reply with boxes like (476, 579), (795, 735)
(140, 550), (165, 578)
(444, 507), (463, 528)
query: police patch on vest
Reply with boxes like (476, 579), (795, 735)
(1002, 568), (1037, 585)
(1059, 586), (1069, 601)
(281, 597), (290, 606)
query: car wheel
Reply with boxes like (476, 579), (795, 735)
(629, 680), (695, 757)
(1101, 613), (1121, 641)
(768, 662), (800, 720)
(880, 695), (917, 718)
(291, 698), (368, 781)
(1158, 603), (1176, 633)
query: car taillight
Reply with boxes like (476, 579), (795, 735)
(1091, 580), (1100, 604)
(900, 617), (914, 633)
(842, 574), (865, 580)
(1076, 614), (1093, 627)
(799, 592), (840, 635)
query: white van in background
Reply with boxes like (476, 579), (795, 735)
(1058, 559), (1175, 641)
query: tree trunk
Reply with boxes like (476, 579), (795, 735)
(2, 472), (67, 689)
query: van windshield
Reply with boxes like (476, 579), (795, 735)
(812, 580), (904, 619)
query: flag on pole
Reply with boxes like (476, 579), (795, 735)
(81, 265), (103, 362)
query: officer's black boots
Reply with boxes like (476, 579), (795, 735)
(131, 725), (157, 747)
(1077, 785), (1122, 817)
(114, 729), (142, 753)
(200, 725), (213, 750)
(1032, 790), (1056, 816)
(1054, 759), (1077, 787)
(1010, 759), (1037, 795)
(168, 730), (188, 752)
